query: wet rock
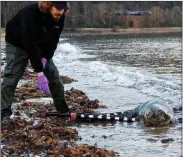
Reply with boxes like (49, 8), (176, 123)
(60, 75), (78, 84)
(1, 117), (14, 130)
(101, 135), (108, 139)
(146, 138), (158, 143)
(161, 138), (174, 143)
(83, 152), (91, 157)
(91, 135), (95, 138)
(28, 119), (43, 130)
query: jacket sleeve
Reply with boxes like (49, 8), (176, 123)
(20, 9), (43, 73)
(44, 15), (65, 60)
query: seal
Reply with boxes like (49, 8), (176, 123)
(132, 98), (176, 127)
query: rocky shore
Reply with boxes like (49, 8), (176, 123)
(1, 60), (118, 157)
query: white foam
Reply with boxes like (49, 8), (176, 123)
(57, 43), (78, 53)
(55, 43), (96, 63)
(53, 41), (181, 107)
(59, 38), (68, 42)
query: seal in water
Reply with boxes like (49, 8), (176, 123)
(131, 98), (176, 127)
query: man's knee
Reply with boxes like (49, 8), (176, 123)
(2, 73), (21, 88)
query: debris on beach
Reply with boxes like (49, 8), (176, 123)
(1, 100), (117, 156)
(1, 64), (118, 157)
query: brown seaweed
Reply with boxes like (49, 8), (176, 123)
(1, 62), (118, 157)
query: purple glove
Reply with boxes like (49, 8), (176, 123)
(37, 75), (50, 94)
(41, 58), (47, 68)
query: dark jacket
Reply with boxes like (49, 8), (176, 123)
(5, 3), (65, 72)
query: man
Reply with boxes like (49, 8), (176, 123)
(1, 1), (76, 126)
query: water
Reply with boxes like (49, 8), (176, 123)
(54, 33), (182, 156)
(1, 33), (182, 156)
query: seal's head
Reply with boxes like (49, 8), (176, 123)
(135, 99), (175, 127)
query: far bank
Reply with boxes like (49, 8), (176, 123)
(62, 27), (182, 37)
(1, 27), (182, 38)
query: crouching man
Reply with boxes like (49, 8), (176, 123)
(1, 1), (76, 128)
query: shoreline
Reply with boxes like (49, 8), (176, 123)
(1, 27), (182, 38)
(62, 27), (182, 36)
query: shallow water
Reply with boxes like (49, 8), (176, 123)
(1, 33), (182, 156)
(55, 33), (182, 156)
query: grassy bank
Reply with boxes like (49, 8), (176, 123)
(1, 27), (182, 37)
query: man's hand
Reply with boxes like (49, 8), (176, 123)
(37, 72), (50, 94)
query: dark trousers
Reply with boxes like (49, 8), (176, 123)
(1, 43), (70, 116)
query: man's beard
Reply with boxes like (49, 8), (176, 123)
(52, 15), (61, 22)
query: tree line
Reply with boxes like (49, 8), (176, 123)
(1, 1), (182, 29)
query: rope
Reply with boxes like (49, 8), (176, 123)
(77, 113), (137, 122)
(45, 107), (182, 123)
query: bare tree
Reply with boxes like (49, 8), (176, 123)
(1, 1), (182, 28)
(97, 3), (107, 26)
(170, 6), (182, 26)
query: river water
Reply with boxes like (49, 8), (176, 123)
(1, 33), (182, 156)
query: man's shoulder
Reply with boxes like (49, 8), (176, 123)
(18, 3), (39, 20)
(20, 3), (38, 13)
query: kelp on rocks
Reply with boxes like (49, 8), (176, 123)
(1, 100), (117, 156)
(1, 117), (78, 156)
(1, 63), (118, 157)
(14, 82), (107, 113)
